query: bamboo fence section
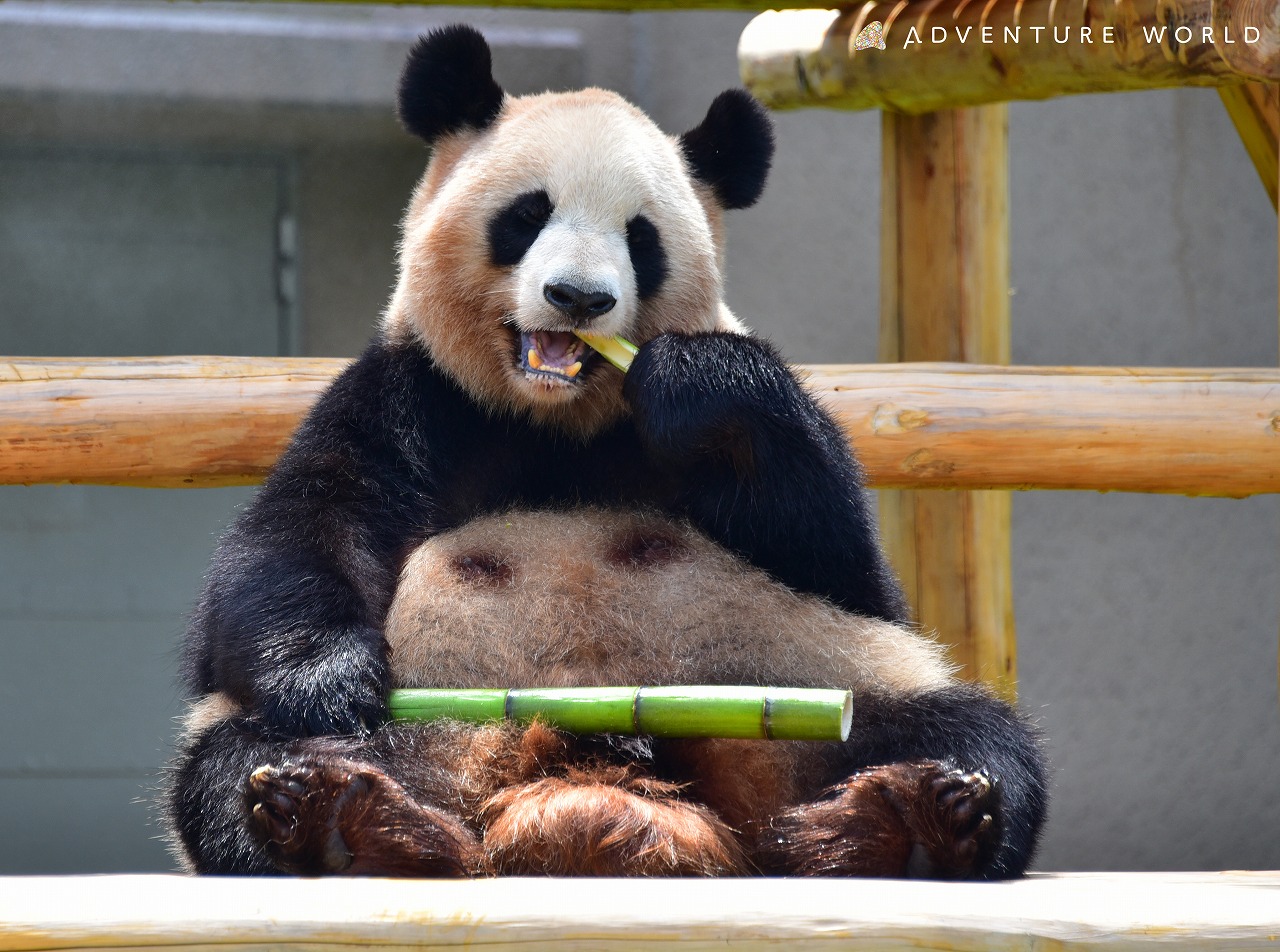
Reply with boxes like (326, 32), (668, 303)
(2, 873), (1279, 950)
(389, 686), (854, 740)
(739, 0), (1280, 114)
(3, 358), (1279, 496)
(878, 105), (1015, 697)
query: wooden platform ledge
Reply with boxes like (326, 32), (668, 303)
(2, 873), (1278, 951)
(3, 358), (1278, 497)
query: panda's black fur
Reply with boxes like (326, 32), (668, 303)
(165, 25), (1047, 879)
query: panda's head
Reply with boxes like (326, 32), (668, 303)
(385, 25), (773, 435)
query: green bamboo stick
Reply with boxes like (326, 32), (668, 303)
(388, 686), (852, 741)
(574, 332), (638, 373)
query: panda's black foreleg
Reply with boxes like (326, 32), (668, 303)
(192, 530), (393, 738)
(624, 330), (907, 623)
(762, 685), (1048, 880)
(166, 715), (484, 876)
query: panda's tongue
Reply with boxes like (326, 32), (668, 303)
(535, 331), (576, 363)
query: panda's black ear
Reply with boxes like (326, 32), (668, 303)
(397, 25), (506, 144)
(678, 90), (774, 210)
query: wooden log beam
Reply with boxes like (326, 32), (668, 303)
(2, 358), (1279, 496)
(740, 1), (1280, 114)
(0, 357), (342, 488)
(1219, 81), (1280, 209)
(3, 873), (1280, 951)
(878, 106), (1014, 694)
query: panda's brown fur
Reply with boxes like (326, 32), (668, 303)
(164, 25), (1046, 880)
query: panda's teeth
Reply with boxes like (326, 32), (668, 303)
(564, 361), (582, 378)
(527, 349), (544, 370)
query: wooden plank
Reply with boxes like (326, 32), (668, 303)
(879, 106), (1014, 695)
(740, 1), (1280, 115)
(3, 358), (1280, 495)
(1, 873), (1279, 951)
(1218, 81), (1280, 210)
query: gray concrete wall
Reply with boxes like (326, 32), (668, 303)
(0, 1), (1275, 873)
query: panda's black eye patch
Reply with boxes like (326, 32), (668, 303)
(489, 190), (553, 267)
(626, 215), (667, 300)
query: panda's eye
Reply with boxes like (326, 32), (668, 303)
(489, 190), (554, 267)
(515, 192), (553, 226)
(626, 215), (668, 299)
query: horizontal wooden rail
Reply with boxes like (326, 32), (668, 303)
(0, 357), (341, 488)
(2, 358), (1278, 496)
(2, 873), (1279, 950)
(740, 0), (1280, 114)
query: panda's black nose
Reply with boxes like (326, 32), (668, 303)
(544, 283), (616, 322)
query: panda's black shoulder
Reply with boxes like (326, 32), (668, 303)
(257, 336), (480, 502)
(312, 336), (463, 436)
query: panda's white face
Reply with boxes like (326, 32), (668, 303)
(388, 89), (728, 434)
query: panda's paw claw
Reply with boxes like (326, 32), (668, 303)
(933, 769), (993, 826)
(245, 764), (309, 846)
(913, 763), (1001, 877)
(250, 764), (307, 799)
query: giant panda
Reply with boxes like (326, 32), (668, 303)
(164, 25), (1047, 879)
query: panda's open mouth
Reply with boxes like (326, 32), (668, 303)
(518, 330), (595, 385)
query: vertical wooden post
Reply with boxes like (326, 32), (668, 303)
(879, 105), (1016, 699)
(1218, 82), (1279, 210)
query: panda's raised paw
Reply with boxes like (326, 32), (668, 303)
(624, 331), (801, 460)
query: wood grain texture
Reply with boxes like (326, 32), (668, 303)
(0, 357), (345, 487)
(1219, 81), (1280, 209)
(1, 873), (1278, 951)
(879, 106), (1015, 695)
(813, 364), (1280, 497)
(3, 358), (1280, 495)
(740, 0), (1280, 114)
(1214, 0), (1280, 78)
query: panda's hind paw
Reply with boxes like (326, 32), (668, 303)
(901, 763), (1001, 877)
(245, 761), (363, 874)
(759, 760), (1002, 879)
(243, 756), (482, 877)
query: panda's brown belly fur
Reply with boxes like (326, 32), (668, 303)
(384, 508), (953, 695)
